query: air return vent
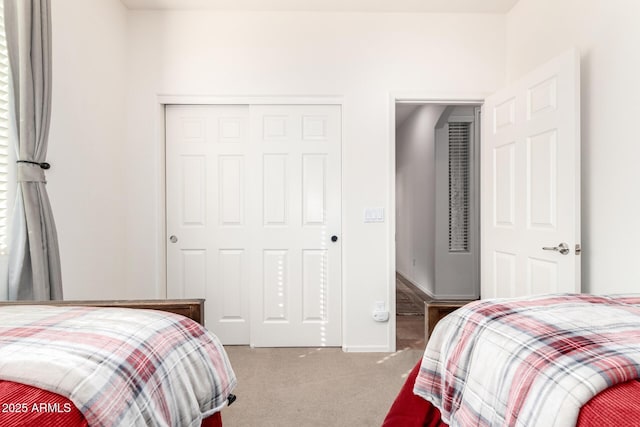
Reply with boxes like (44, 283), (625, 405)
(448, 122), (470, 253)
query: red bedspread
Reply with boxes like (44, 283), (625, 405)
(383, 361), (640, 426)
(0, 380), (223, 427)
(383, 362), (447, 427)
(0, 380), (87, 427)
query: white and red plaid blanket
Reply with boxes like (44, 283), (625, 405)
(414, 294), (640, 427)
(0, 305), (236, 427)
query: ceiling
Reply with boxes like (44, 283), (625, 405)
(120, 0), (519, 13)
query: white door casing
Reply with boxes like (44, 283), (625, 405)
(481, 48), (581, 298)
(166, 104), (342, 347)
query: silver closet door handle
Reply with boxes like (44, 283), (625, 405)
(542, 242), (569, 255)
(169, 235), (178, 243)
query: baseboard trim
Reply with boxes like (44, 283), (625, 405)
(431, 294), (479, 300)
(343, 345), (393, 353)
(396, 272), (435, 300)
(396, 272), (479, 302)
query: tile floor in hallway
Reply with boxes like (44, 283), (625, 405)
(395, 277), (430, 350)
(396, 315), (426, 350)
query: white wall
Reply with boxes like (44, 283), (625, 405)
(48, 0), (128, 299)
(506, 0), (640, 294)
(396, 105), (446, 297)
(40, 0), (640, 348)
(124, 10), (505, 350)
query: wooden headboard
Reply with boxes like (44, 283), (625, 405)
(0, 299), (205, 326)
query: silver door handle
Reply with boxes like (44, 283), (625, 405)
(542, 242), (569, 255)
(169, 235), (178, 243)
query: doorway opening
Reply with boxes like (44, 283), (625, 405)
(394, 101), (481, 349)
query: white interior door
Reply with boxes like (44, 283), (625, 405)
(166, 105), (251, 344)
(166, 104), (342, 347)
(249, 105), (342, 347)
(481, 48), (581, 298)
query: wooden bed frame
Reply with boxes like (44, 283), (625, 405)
(0, 299), (205, 326)
(425, 300), (469, 339)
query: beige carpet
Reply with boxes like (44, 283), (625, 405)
(221, 346), (423, 426)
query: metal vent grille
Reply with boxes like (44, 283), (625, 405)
(448, 122), (470, 252)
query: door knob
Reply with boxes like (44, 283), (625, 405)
(542, 242), (569, 255)
(331, 235), (338, 242)
(169, 235), (178, 243)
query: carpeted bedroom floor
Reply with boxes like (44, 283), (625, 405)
(220, 276), (428, 426)
(222, 346), (423, 426)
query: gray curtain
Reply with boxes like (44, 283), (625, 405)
(4, 0), (62, 300)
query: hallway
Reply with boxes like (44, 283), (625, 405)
(395, 276), (430, 350)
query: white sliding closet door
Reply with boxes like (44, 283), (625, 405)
(249, 105), (342, 347)
(166, 105), (251, 344)
(166, 104), (342, 347)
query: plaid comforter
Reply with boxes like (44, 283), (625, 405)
(414, 294), (640, 427)
(0, 305), (236, 427)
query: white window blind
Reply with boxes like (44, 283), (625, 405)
(448, 122), (470, 253)
(0, 2), (8, 256)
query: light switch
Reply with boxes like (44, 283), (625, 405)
(364, 207), (384, 223)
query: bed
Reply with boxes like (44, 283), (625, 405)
(383, 294), (640, 427)
(0, 299), (236, 427)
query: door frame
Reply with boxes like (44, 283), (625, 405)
(388, 92), (486, 350)
(156, 95), (345, 345)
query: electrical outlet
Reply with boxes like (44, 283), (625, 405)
(373, 311), (389, 322)
(373, 301), (389, 322)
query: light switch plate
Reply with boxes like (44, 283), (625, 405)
(364, 207), (384, 223)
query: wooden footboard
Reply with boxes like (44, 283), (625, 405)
(0, 299), (205, 326)
(425, 301), (470, 339)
